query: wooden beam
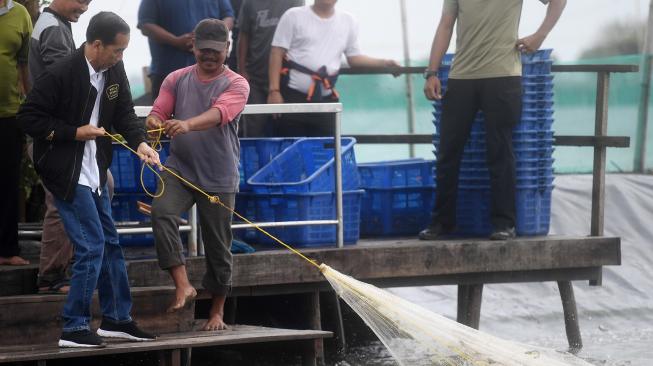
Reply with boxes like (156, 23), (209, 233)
(551, 64), (639, 73)
(456, 284), (483, 329)
(592, 72), (610, 236)
(124, 237), (621, 289)
(554, 135), (630, 148)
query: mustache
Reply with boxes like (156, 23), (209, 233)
(199, 56), (219, 62)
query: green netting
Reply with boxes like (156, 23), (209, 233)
(337, 55), (653, 173)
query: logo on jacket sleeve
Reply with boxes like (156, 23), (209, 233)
(106, 84), (119, 100)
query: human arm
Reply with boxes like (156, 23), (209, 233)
(237, 32), (250, 80)
(137, 0), (193, 52)
(267, 46), (285, 105)
(516, 0), (566, 53)
(218, 0), (235, 29)
(164, 76), (250, 137)
(139, 24), (193, 52)
(346, 55), (400, 69)
(423, 4), (456, 100)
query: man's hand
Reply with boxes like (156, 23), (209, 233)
(516, 32), (545, 54)
(267, 90), (284, 119)
(137, 142), (161, 168)
(384, 59), (402, 77)
(174, 33), (194, 52)
(146, 115), (163, 139)
(423, 76), (442, 100)
(75, 125), (106, 141)
(163, 119), (191, 138)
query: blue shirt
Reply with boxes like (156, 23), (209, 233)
(138, 0), (234, 77)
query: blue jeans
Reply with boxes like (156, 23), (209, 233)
(54, 185), (132, 332)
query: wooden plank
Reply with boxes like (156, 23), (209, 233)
(592, 72), (610, 236)
(0, 325), (332, 363)
(553, 135), (630, 148)
(0, 287), (194, 347)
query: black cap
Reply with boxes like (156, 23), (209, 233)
(194, 19), (228, 51)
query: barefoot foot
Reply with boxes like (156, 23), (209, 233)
(166, 287), (197, 313)
(0, 256), (30, 266)
(202, 315), (228, 331)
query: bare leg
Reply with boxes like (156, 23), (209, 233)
(0, 256), (30, 265)
(202, 294), (228, 331)
(166, 264), (197, 313)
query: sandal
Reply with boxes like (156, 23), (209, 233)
(38, 279), (71, 295)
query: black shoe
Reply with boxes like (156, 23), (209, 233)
(97, 320), (156, 342)
(489, 227), (516, 240)
(59, 329), (106, 348)
(418, 223), (455, 240)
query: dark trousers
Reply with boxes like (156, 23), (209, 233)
(0, 117), (23, 257)
(433, 77), (521, 230)
(273, 85), (337, 137)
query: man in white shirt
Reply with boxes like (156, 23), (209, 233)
(267, 0), (399, 136)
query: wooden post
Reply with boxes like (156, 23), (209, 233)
(37, 360), (47, 366)
(591, 71), (610, 237)
(158, 349), (181, 366)
(331, 292), (347, 354)
(301, 339), (318, 366)
(307, 291), (325, 366)
(558, 281), (583, 352)
(635, 0), (653, 172)
(456, 284), (483, 329)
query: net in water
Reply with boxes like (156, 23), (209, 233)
(320, 264), (594, 366)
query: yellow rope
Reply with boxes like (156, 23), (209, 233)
(104, 130), (321, 270)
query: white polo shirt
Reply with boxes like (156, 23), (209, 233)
(78, 58), (105, 193)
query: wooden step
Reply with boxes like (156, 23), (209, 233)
(0, 286), (194, 347)
(0, 324), (332, 364)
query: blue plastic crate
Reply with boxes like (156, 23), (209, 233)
(247, 137), (359, 194)
(111, 194), (152, 224)
(521, 49), (553, 62)
(516, 117), (554, 132)
(523, 99), (554, 110)
(522, 74), (554, 83)
(522, 60), (553, 75)
(523, 82), (554, 93)
(360, 186), (435, 237)
(358, 159), (435, 189)
(111, 144), (139, 193)
(233, 190), (363, 248)
(521, 108), (554, 119)
(111, 142), (169, 193)
(453, 184), (554, 236)
(239, 138), (297, 191)
(523, 90), (554, 101)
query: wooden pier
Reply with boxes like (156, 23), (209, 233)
(0, 235), (620, 364)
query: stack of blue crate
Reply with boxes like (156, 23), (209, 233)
(431, 49), (555, 236)
(237, 137), (363, 248)
(358, 159), (436, 237)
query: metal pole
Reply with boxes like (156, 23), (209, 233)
(635, 0), (653, 172)
(188, 204), (198, 256)
(335, 111), (344, 248)
(399, 0), (417, 157)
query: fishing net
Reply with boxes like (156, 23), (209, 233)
(320, 264), (594, 366)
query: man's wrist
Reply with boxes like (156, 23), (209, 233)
(268, 88), (280, 95)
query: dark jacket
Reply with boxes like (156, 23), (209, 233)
(18, 46), (146, 202)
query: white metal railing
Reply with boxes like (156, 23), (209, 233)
(132, 103), (345, 254)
